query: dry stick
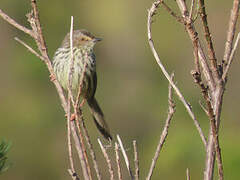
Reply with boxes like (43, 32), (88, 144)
(117, 135), (134, 180)
(77, 112), (102, 180)
(66, 16), (78, 180)
(222, 33), (240, 80)
(198, 0), (219, 80)
(31, 0), (49, 59)
(223, 0), (240, 68)
(194, 68), (224, 180)
(133, 140), (139, 180)
(74, 111), (93, 180)
(115, 143), (123, 180)
(67, 99), (77, 180)
(14, 37), (45, 61)
(98, 139), (114, 180)
(186, 168), (190, 180)
(146, 74), (176, 180)
(161, 1), (183, 23)
(147, 1), (207, 147)
(0, 8), (35, 38)
(68, 17), (91, 180)
(189, 0), (195, 20)
(207, 103), (224, 180)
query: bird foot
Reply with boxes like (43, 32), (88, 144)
(50, 73), (56, 82)
(70, 113), (76, 121)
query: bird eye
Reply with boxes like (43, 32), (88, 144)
(81, 37), (85, 41)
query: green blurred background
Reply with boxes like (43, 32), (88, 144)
(0, 0), (240, 179)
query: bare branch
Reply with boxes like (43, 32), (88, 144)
(98, 139), (114, 180)
(66, 17), (76, 178)
(14, 37), (45, 61)
(117, 135), (134, 180)
(223, 0), (240, 67)
(189, 0), (195, 20)
(115, 143), (122, 180)
(133, 140), (139, 180)
(147, 0), (207, 147)
(161, 1), (183, 23)
(70, 120), (90, 180)
(198, 0), (219, 80)
(31, 0), (49, 59)
(186, 168), (190, 180)
(68, 16), (91, 180)
(0, 8), (35, 38)
(78, 109), (102, 180)
(146, 74), (176, 180)
(223, 32), (240, 80)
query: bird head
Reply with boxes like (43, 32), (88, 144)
(61, 29), (102, 49)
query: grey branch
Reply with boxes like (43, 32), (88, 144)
(147, 0), (207, 147)
(98, 139), (114, 180)
(117, 135), (134, 180)
(146, 74), (176, 180)
(115, 143), (123, 180)
(223, 0), (240, 67)
(133, 140), (139, 180)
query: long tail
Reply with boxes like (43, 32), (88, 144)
(87, 97), (112, 140)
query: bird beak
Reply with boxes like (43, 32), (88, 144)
(93, 37), (102, 42)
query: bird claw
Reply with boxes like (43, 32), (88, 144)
(50, 73), (56, 82)
(70, 113), (76, 121)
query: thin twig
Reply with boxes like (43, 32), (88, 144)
(31, 0), (49, 59)
(223, 0), (240, 67)
(115, 143), (122, 180)
(161, 1), (183, 23)
(14, 37), (45, 61)
(133, 140), (139, 180)
(66, 16), (76, 178)
(79, 113), (102, 180)
(117, 135), (134, 180)
(0, 8), (35, 38)
(67, 98), (76, 178)
(222, 32), (240, 81)
(186, 168), (190, 180)
(67, 16), (76, 106)
(68, 16), (90, 180)
(146, 74), (176, 180)
(68, 169), (80, 180)
(75, 111), (93, 180)
(189, 0), (195, 20)
(198, 0), (219, 80)
(98, 139), (114, 180)
(70, 120), (90, 180)
(199, 100), (209, 116)
(147, 1), (207, 147)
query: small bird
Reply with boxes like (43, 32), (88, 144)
(53, 29), (112, 140)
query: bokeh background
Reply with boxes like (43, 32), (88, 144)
(0, 0), (240, 179)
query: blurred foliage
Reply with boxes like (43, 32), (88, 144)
(0, 140), (11, 174)
(0, 0), (240, 180)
